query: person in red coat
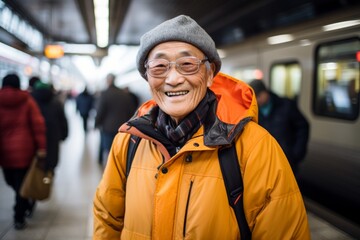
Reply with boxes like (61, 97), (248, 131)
(0, 73), (47, 230)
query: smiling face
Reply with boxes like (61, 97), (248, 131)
(146, 41), (215, 124)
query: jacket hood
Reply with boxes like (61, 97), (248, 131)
(121, 72), (258, 146)
(209, 72), (258, 124)
(0, 87), (30, 108)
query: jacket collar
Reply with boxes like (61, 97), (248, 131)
(120, 72), (258, 147)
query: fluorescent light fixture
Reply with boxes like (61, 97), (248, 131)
(322, 20), (360, 32)
(0, 42), (32, 65)
(93, 0), (109, 48)
(299, 39), (311, 46)
(267, 34), (294, 45)
(324, 62), (337, 70)
(63, 44), (97, 54)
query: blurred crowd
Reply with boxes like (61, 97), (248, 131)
(0, 72), (139, 230)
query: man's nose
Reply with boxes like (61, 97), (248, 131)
(165, 65), (185, 85)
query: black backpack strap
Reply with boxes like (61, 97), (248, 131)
(126, 135), (141, 177)
(219, 144), (252, 240)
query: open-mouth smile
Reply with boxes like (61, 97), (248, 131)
(165, 91), (189, 97)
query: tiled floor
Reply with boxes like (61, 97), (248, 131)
(0, 101), (357, 240)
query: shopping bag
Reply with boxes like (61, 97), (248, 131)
(20, 157), (53, 201)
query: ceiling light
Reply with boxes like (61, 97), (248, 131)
(267, 34), (294, 45)
(299, 39), (311, 46)
(0, 42), (32, 65)
(93, 0), (109, 48)
(63, 44), (97, 54)
(322, 20), (360, 32)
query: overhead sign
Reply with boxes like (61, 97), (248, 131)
(44, 44), (64, 59)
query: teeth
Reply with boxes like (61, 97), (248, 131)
(166, 91), (189, 96)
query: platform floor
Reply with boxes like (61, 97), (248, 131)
(0, 100), (357, 240)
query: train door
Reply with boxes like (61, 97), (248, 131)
(260, 44), (312, 117)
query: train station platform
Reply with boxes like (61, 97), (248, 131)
(0, 100), (357, 240)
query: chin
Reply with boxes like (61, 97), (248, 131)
(163, 103), (194, 117)
(166, 109), (187, 119)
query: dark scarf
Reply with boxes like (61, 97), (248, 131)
(156, 90), (216, 147)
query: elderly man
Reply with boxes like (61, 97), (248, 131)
(93, 15), (310, 240)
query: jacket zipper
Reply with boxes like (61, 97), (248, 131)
(183, 180), (194, 238)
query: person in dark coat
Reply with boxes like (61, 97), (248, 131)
(124, 87), (140, 109)
(249, 79), (310, 176)
(28, 76), (40, 92)
(76, 87), (94, 132)
(31, 81), (68, 171)
(95, 73), (138, 165)
(0, 73), (47, 230)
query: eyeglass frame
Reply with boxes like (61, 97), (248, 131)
(144, 56), (209, 78)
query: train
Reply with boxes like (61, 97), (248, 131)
(1, 4), (359, 237)
(219, 6), (360, 235)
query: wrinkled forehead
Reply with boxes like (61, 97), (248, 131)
(147, 41), (205, 60)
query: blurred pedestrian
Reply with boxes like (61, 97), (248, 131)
(76, 86), (95, 132)
(31, 81), (68, 172)
(249, 79), (310, 175)
(0, 73), (46, 230)
(28, 76), (40, 92)
(124, 87), (140, 109)
(95, 74), (138, 165)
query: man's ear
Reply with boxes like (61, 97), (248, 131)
(206, 63), (216, 87)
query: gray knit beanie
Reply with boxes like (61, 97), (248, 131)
(136, 15), (222, 80)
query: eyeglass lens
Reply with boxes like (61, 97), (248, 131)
(146, 57), (207, 77)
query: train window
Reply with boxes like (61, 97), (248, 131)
(313, 37), (360, 121)
(269, 62), (301, 100)
(231, 66), (263, 83)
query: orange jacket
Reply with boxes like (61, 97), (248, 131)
(93, 73), (310, 239)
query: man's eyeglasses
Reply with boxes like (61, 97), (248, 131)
(145, 56), (208, 78)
